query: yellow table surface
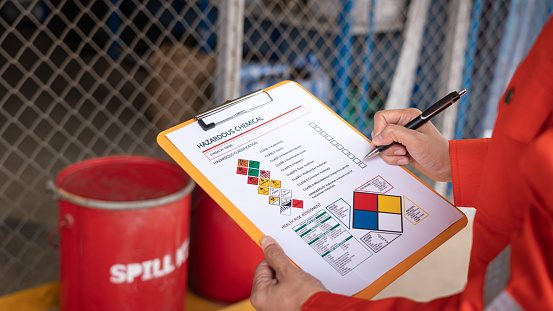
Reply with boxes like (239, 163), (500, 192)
(0, 281), (255, 311)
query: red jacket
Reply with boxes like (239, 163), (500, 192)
(303, 15), (553, 311)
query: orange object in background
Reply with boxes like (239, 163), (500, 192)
(188, 187), (265, 303)
(51, 156), (194, 311)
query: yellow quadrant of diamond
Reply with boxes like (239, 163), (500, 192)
(258, 186), (269, 195)
(378, 195), (402, 214)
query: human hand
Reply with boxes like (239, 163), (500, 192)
(250, 236), (328, 311)
(370, 108), (452, 182)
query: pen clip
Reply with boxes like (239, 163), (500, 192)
(421, 89), (466, 119)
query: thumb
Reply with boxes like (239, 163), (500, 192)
(260, 236), (294, 276)
(252, 259), (276, 291)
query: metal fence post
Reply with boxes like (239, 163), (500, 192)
(434, 0), (471, 197)
(385, 0), (430, 110)
(215, 0), (245, 106)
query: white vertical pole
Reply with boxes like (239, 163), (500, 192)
(434, 0), (471, 197)
(216, 0), (245, 106)
(384, 0), (430, 110)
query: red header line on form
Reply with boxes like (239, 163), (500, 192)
(202, 106), (304, 154)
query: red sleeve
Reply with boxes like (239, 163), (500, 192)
(449, 138), (490, 207)
(511, 129), (553, 309)
(302, 291), (469, 311)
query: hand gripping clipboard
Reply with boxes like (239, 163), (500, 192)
(158, 81), (467, 299)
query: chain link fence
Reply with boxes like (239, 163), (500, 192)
(0, 0), (551, 296)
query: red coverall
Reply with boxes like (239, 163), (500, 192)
(303, 15), (553, 311)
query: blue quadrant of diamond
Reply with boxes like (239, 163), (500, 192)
(353, 210), (378, 230)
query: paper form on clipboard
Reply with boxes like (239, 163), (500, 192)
(157, 80), (467, 298)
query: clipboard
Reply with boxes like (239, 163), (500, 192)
(158, 80), (467, 299)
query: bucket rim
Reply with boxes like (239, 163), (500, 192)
(49, 156), (195, 210)
(48, 178), (195, 210)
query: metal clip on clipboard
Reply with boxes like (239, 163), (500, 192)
(194, 89), (274, 131)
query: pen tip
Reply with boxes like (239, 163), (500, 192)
(458, 89), (467, 96)
(364, 148), (379, 159)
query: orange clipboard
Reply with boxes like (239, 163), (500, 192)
(157, 80), (467, 299)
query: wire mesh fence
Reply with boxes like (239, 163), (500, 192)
(0, 0), (551, 296)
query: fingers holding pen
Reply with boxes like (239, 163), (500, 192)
(369, 112), (452, 181)
(371, 125), (413, 166)
(369, 108), (423, 165)
(372, 108), (422, 137)
(368, 99), (456, 182)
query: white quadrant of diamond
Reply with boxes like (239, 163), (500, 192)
(378, 213), (402, 232)
(269, 188), (280, 196)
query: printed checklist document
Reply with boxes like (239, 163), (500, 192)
(158, 81), (467, 298)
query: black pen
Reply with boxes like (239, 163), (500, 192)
(365, 89), (467, 159)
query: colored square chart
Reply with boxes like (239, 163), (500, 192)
(353, 192), (403, 233)
(233, 158), (303, 216)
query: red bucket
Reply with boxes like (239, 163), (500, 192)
(49, 156), (195, 311)
(188, 187), (264, 303)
